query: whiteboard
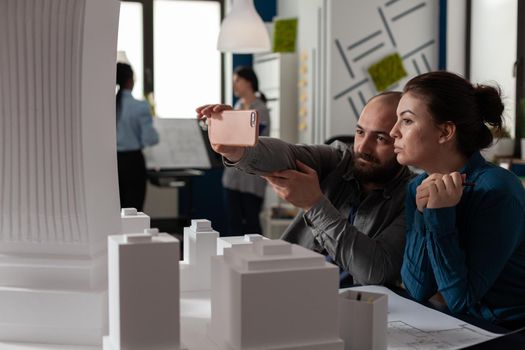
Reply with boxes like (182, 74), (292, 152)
(144, 118), (211, 169)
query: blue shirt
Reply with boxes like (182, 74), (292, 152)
(117, 90), (159, 151)
(402, 152), (525, 322)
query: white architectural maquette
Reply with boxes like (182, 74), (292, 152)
(0, 0), (121, 345)
(338, 290), (387, 350)
(216, 233), (266, 255)
(180, 219), (219, 292)
(208, 239), (345, 350)
(103, 232), (182, 350)
(121, 208), (150, 234)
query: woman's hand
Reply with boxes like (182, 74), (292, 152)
(195, 104), (245, 162)
(416, 174), (441, 212)
(427, 172), (464, 209)
(416, 172), (464, 211)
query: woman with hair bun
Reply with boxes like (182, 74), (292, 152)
(221, 66), (270, 236)
(390, 71), (525, 324)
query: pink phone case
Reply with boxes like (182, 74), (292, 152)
(208, 110), (259, 146)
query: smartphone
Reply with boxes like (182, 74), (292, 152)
(208, 110), (259, 146)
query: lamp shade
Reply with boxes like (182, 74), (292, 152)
(217, 0), (271, 53)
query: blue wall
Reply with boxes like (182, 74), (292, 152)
(255, 0), (277, 22)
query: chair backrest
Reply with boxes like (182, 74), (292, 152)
(324, 135), (354, 145)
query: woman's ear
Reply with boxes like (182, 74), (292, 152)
(438, 121), (456, 144)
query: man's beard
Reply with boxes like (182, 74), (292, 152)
(352, 152), (402, 185)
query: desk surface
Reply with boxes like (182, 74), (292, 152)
(1, 287), (523, 350)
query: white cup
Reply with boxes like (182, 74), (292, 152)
(339, 290), (388, 350)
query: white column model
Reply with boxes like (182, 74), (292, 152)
(180, 219), (219, 291)
(104, 232), (181, 350)
(0, 0), (120, 345)
(209, 240), (344, 350)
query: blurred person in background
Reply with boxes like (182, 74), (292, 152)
(115, 62), (159, 211)
(221, 66), (270, 236)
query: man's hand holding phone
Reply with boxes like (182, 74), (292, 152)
(196, 104), (258, 162)
(196, 103), (233, 118)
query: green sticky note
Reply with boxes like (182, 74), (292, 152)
(368, 53), (407, 92)
(273, 18), (298, 53)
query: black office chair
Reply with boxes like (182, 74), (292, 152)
(324, 135), (354, 145)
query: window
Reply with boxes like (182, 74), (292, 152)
(117, 2), (144, 99)
(154, 1), (221, 118)
(117, 0), (223, 118)
(470, 0), (517, 135)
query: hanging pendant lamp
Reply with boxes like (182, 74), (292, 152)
(217, 0), (271, 53)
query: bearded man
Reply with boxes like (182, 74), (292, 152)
(196, 92), (412, 286)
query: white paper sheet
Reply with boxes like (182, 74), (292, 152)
(348, 285), (502, 350)
(145, 118), (211, 170)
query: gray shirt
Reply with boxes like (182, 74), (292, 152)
(222, 98), (270, 198)
(227, 137), (413, 285)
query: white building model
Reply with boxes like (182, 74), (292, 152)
(104, 232), (182, 350)
(180, 220), (270, 292)
(180, 219), (219, 291)
(121, 208), (150, 234)
(208, 239), (344, 350)
(216, 233), (266, 255)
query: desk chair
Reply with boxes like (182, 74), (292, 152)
(324, 135), (355, 146)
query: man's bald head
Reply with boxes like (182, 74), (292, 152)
(366, 91), (402, 113)
(352, 91), (402, 186)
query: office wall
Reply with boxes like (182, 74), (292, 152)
(328, 1), (439, 141)
(278, 0), (324, 144)
(278, 0), (440, 144)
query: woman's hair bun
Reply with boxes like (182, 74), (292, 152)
(473, 84), (504, 128)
